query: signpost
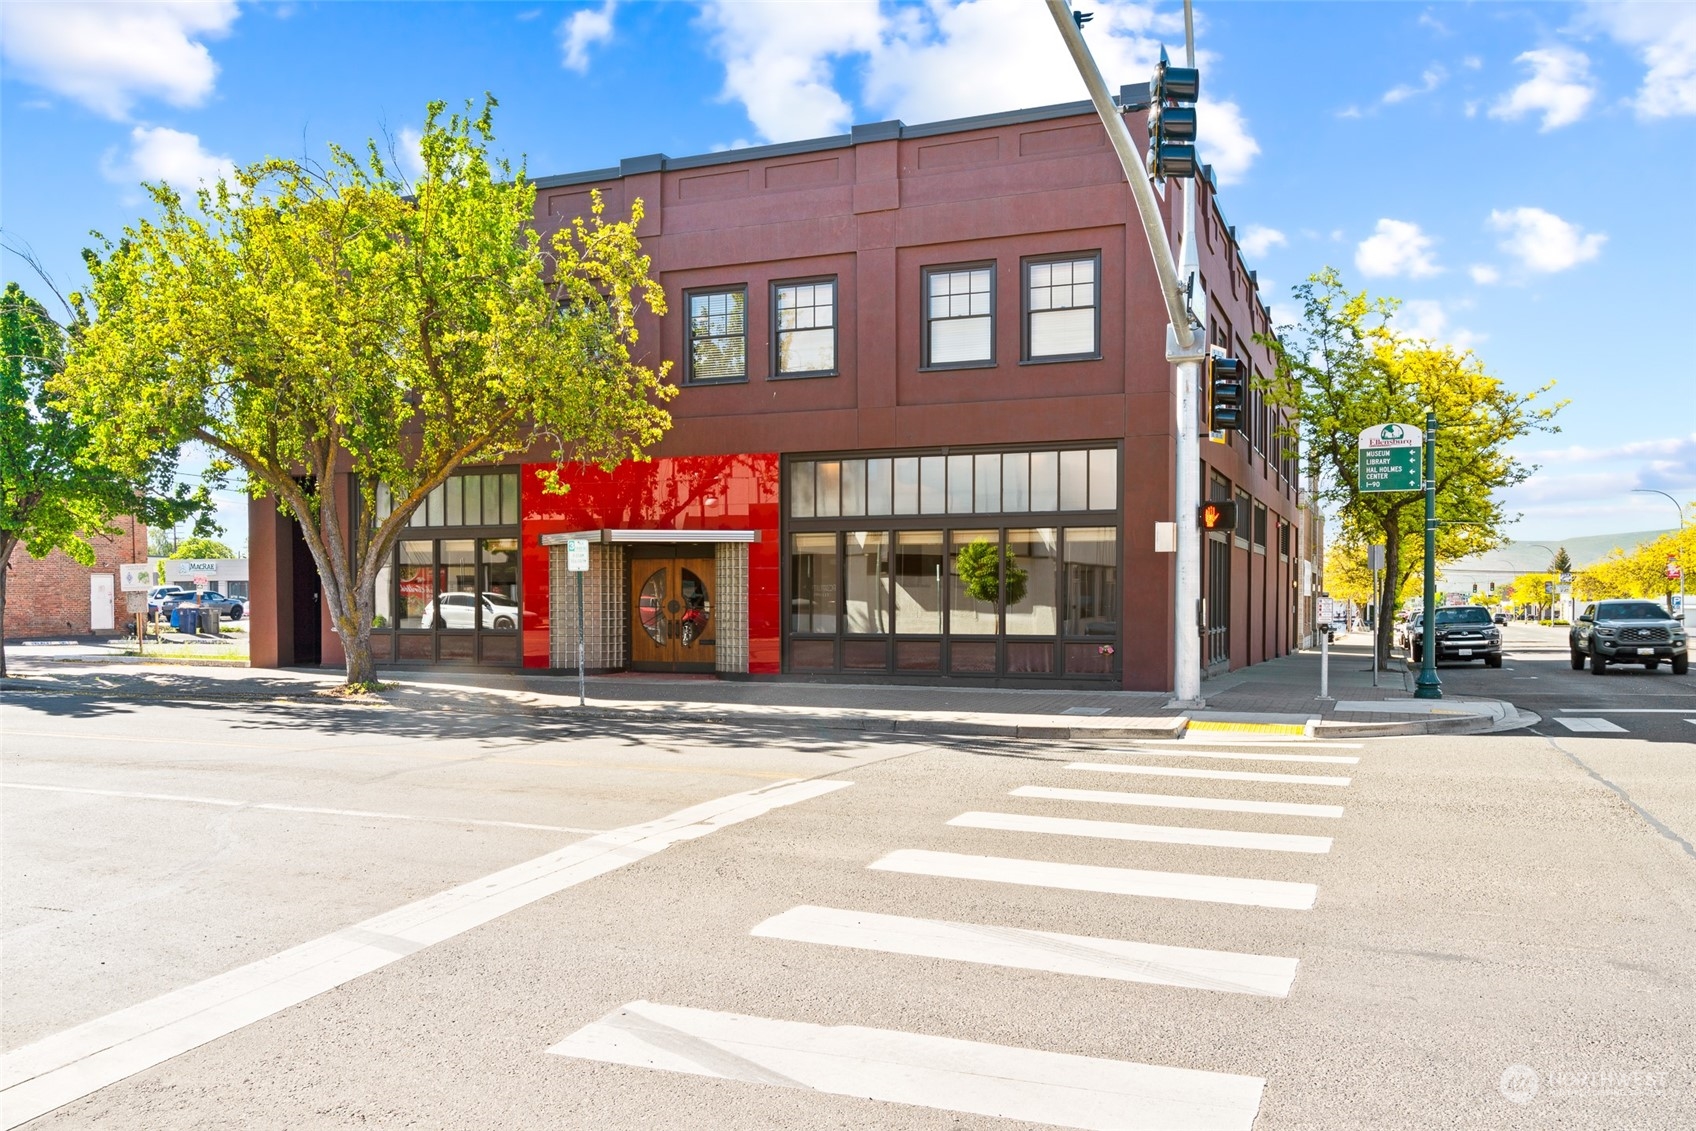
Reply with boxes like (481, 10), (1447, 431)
(566, 539), (590, 706)
(1358, 423), (1422, 494)
(120, 564), (152, 653)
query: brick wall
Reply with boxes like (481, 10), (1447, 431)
(3, 517), (147, 639)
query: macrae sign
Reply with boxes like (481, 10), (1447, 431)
(1358, 423), (1422, 493)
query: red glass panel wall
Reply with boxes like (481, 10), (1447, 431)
(519, 453), (781, 672)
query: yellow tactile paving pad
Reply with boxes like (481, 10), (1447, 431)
(1186, 720), (1308, 735)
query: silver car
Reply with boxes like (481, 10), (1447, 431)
(1570, 600), (1689, 675)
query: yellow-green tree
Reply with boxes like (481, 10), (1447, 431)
(1262, 269), (1564, 667)
(57, 97), (673, 688)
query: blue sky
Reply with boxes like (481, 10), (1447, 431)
(4, 0), (1693, 553)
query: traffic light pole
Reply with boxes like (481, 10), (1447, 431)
(1047, 0), (1207, 705)
(1414, 408), (1443, 699)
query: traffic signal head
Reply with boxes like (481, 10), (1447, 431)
(1147, 49), (1200, 179)
(1198, 500), (1239, 532)
(1208, 355), (1246, 432)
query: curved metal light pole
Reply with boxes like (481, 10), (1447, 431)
(1632, 488), (1687, 618)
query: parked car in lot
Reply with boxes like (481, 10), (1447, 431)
(1409, 605), (1503, 667)
(147, 585), (193, 615)
(1569, 600), (1689, 675)
(160, 589), (245, 621)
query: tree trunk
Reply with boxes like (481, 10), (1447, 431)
(1375, 528), (1400, 671)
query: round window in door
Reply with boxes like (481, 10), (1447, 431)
(638, 568), (667, 645)
(680, 568), (711, 648)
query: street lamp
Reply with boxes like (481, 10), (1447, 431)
(1632, 488), (1687, 620)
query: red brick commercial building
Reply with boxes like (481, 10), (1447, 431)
(251, 90), (1309, 692)
(3, 516), (145, 639)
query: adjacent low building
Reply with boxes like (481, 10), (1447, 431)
(250, 89), (1309, 691)
(3, 516), (145, 639)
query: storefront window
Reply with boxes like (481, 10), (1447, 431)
(397, 541), (433, 629)
(844, 532), (889, 634)
(1064, 527), (1117, 637)
(791, 533), (837, 633)
(948, 530), (1000, 635)
(1006, 529), (1058, 635)
(480, 538), (521, 630)
(428, 540), (476, 630)
(896, 531), (944, 633)
(374, 559), (392, 630)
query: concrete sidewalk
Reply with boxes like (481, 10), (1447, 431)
(3, 630), (1533, 741)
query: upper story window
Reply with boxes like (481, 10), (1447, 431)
(1025, 254), (1099, 361)
(774, 279), (836, 377)
(373, 470), (521, 529)
(687, 287), (747, 383)
(923, 264), (994, 368)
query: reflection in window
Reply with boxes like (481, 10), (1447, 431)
(895, 531), (943, 634)
(430, 540), (476, 630)
(1064, 528), (1117, 636)
(791, 533), (837, 633)
(480, 538), (521, 630)
(374, 559), (393, 629)
(949, 530), (1001, 635)
(1006, 529), (1058, 635)
(397, 541), (433, 629)
(844, 532), (889, 634)
(688, 288), (747, 382)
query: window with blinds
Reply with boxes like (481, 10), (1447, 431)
(687, 287), (747, 382)
(1025, 254), (1100, 360)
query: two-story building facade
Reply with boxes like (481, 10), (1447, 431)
(250, 89), (1306, 692)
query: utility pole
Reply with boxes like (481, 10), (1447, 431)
(1047, 0), (1207, 705)
(1632, 488), (1687, 620)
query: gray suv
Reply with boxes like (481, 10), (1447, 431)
(1570, 600), (1688, 675)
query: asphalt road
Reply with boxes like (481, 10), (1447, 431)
(3, 664), (1692, 1130)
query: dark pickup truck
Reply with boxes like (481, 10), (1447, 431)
(1411, 605), (1502, 668)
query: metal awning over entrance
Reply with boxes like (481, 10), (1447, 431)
(538, 529), (761, 546)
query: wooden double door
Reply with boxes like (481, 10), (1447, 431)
(630, 554), (716, 670)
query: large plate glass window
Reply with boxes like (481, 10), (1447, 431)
(923, 264), (994, 368)
(1025, 254), (1099, 361)
(687, 287), (747, 383)
(774, 279), (836, 376)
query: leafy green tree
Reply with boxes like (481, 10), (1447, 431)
(955, 539), (1028, 606)
(170, 536), (235, 559)
(1, 281), (208, 675)
(57, 97), (673, 689)
(1262, 269), (1564, 668)
(1550, 546), (1573, 574)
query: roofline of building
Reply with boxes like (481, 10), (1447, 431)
(529, 82), (1276, 334)
(531, 84), (1152, 191)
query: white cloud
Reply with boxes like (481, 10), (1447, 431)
(0, 1), (238, 120)
(1585, 0), (1696, 118)
(696, 0), (1263, 181)
(1337, 105), (1364, 119)
(1469, 264), (1501, 285)
(1506, 434), (1696, 519)
(699, 0), (882, 141)
(104, 126), (235, 189)
(1238, 224), (1287, 259)
(1355, 219), (1441, 279)
(560, 0), (617, 73)
(1462, 55), (1482, 71)
(1489, 46), (1594, 131)
(1383, 65), (1446, 104)
(1391, 298), (1484, 351)
(396, 127), (427, 180)
(1488, 207), (1605, 273)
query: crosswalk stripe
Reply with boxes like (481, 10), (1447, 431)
(1554, 717), (1627, 733)
(1093, 749), (1360, 765)
(549, 1000), (1266, 1131)
(1013, 785), (1345, 819)
(869, 849), (1318, 910)
(1067, 762), (1352, 787)
(948, 810), (1332, 854)
(752, 905), (1301, 997)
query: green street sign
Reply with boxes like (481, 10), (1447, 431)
(1358, 423), (1422, 493)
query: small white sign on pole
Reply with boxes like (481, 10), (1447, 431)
(566, 539), (590, 573)
(119, 563), (154, 592)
